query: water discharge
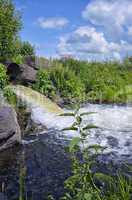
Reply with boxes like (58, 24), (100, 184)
(10, 85), (132, 161)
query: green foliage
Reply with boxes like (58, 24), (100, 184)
(28, 55), (132, 104)
(34, 69), (56, 98)
(12, 54), (24, 64)
(3, 86), (17, 106)
(59, 108), (132, 200)
(34, 57), (132, 104)
(35, 64), (85, 104)
(19, 41), (35, 57)
(60, 109), (102, 200)
(49, 65), (85, 101)
(60, 58), (132, 103)
(0, 64), (8, 89)
(0, 0), (21, 62)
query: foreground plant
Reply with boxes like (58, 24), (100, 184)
(58, 108), (103, 200)
(49, 107), (132, 200)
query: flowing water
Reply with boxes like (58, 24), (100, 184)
(0, 85), (131, 199)
(31, 103), (132, 162)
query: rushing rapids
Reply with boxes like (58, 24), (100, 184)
(9, 85), (132, 161)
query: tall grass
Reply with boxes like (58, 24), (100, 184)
(34, 57), (132, 104)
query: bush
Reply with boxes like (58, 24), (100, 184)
(34, 57), (132, 104)
(34, 64), (85, 104)
(34, 69), (56, 98)
(19, 41), (35, 57)
(3, 87), (17, 106)
(49, 65), (85, 102)
(60, 59), (129, 103)
(0, 64), (8, 89)
(12, 54), (24, 65)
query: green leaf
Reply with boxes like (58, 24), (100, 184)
(83, 124), (98, 130)
(59, 113), (75, 117)
(80, 112), (97, 116)
(84, 193), (93, 200)
(62, 126), (78, 131)
(69, 137), (81, 151)
(76, 116), (82, 124)
(94, 173), (113, 183)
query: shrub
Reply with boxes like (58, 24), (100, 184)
(34, 69), (56, 98)
(34, 57), (132, 104)
(0, 64), (8, 89)
(19, 41), (35, 57)
(12, 54), (24, 65)
(3, 87), (17, 106)
(49, 65), (85, 102)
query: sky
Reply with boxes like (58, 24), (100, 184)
(14, 0), (132, 61)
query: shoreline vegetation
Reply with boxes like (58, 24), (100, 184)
(33, 57), (132, 107)
(2, 57), (132, 107)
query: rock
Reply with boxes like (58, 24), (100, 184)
(7, 63), (37, 85)
(7, 63), (21, 82)
(20, 64), (37, 84)
(0, 106), (21, 151)
(24, 56), (38, 70)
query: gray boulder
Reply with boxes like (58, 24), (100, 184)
(7, 63), (37, 85)
(20, 63), (37, 84)
(0, 106), (21, 151)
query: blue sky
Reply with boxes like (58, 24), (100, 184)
(14, 0), (132, 60)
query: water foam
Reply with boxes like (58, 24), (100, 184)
(31, 104), (132, 157)
(10, 85), (132, 158)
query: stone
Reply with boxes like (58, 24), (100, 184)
(7, 63), (37, 85)
(20, 64), (37, 84)
(0, 106), (21, 151)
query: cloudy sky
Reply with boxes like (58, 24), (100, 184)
(14, 0), (132, 60)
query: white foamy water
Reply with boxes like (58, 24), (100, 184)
(10, 85), (132, 158)
(31, 104), (132, 157)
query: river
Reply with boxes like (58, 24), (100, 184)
(0, 103), (132, 200)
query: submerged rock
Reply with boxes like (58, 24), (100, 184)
(0, 106), (21, 151)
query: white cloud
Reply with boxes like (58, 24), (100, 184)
(128, 26), (132, 36)
(57, 0), (132, 60)
(57, 26), (122, 60)
(37, 17), (69, 29)
(82, 0), (132, 41)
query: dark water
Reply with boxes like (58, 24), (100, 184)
(0, 130), (131, 200)
(0, 131), (71, 200)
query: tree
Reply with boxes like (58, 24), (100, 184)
(19, 41), (35, 57)
(0, 0), (21, 62)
